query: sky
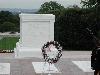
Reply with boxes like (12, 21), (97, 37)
(0, 0), (82, 9)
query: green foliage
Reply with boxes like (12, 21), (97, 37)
(0, 22), (16, 32)
(38, 1), (100, 50)
(55, 8), (96, 50)
(38, 1), (64, 16)
(81, 0), (100, 19)
(81, 0), (96, 8)
(0, 11), (19, 32)
(81, 0), (100, 34)
(57, 8), (100, 50)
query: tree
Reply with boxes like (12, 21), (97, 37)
(81, 0), (100, 19)
(0, 22), (16, 32)
(0, 11), (20, 32)
(81, 0), (100, 37)
(38, 1), (100, 50)
(81, 0), (100, 8)
(0, 11), (13, 24)
(38, 1), (64, 15)
(54, 8), (97, 50)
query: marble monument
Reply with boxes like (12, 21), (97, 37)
(14, 14), (55, 58)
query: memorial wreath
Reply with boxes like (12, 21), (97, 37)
(41, 41), (62, 63)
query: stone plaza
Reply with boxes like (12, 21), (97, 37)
(0, 51), (93, 75)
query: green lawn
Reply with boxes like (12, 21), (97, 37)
(0, 37), (19, 50)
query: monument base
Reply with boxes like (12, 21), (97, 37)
(14, 42), (42, 58)
(32, 62), (60, 74)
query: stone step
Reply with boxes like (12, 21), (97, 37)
(15, 48), (43, 58)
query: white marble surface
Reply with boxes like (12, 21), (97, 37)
(32, 62), (60, 74)
(0, 63), (10, 74)
(16, 48), (42, 58)
(72, 61), (94, 72)
(20, 14), (55, 48)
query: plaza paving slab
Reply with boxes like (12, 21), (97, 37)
(0, 63), (10, 74)
(0, 51), (94, 75)
(72, 61), (94, 72)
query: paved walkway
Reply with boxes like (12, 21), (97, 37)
(0, 51), (94, 75)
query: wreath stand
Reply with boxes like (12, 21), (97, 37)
(32, 62), (60, 75)
(32, 41), (62, 75)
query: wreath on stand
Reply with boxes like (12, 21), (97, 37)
(41, 41), (62, 64)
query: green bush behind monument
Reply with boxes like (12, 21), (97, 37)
(38, 1), (100, 50)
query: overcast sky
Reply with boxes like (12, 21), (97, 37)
(0, 0), (82, 9)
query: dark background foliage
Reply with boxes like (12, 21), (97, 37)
(0, 11), (19, 32)
(38, 1), (100, 50)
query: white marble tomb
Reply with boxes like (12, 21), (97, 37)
(14, 14), (55, 58)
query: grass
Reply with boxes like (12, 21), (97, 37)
(0, 37), (19, 50)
